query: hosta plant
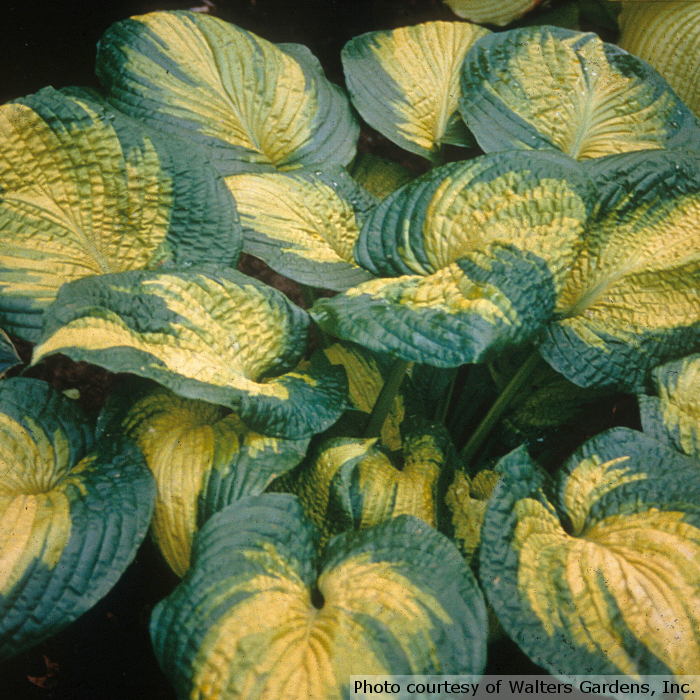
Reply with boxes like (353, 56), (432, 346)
(0, 377), (154, 660)
(151, 494), (487, 699)
(480, 428), (700, 677)
(3, 4), (700, 695)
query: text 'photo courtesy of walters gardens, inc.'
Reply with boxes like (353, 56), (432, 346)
(351, 676), (700, 700)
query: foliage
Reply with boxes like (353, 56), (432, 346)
(481, 428), (700, 676)
(2, 3), (700, 694)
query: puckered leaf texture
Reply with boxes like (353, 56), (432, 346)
(151, 494), (487, 700)
(315, 149), (700, 389)
(97, 380), (309, 577)
(0, 87), (240, 342)
(0, 378), (155, 660)
(481, 427), (700, 678)
(33, 266), (347, 439)
(541, 149), (700, 389)
(312, 150), (593, 367)
(96, 11), (358, 173)
(460, 26), (700, 160)
(639, 354), (700, 461)
(227, 166), (377, 291)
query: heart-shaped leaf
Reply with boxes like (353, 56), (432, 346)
(0, 378), (155, 659)
(0, 87), (239, 341)
(151, 494), (487, 699)
(312, 150), (593, 367)
(342, 21), (488, 160)
(540, 149), (700, 389)
(98, 380), (309, 576)
(96, 11), (358, 173)
(460, 26), (700, 159)
(481, 427), (700, 678)
(316, 149), (700, 388)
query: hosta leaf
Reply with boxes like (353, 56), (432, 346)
(317, 148), (700, 382)
(0, 378), (154, 659)
(445, 469), (500, 564)
(540, 150), (700, 389)
(272, 418), (454, 545)
(96, 11), (358, 173)
(0, 330), (21, 377)
(348, 153), (413, 201)
(445, 0), (541, 26)
(342, 21), (489, 160)
(311, 256), (550, 367)
(619, 1), (700, 118)
(460, 26), (700, 160)
(32, 266), (347, 438)
(356, 150), (591, 282)
(226, 166), (377, 291)
(313, 150), (593, 367)
(639, 354), (700, 461)
(0, 87), (240, 342)
(98, 380), (308, 577)
(151, 494), (487, 700)
(481, 427), (700, 678)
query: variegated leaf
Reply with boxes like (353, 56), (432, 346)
(96, 11), (358, 173)
(541, 150), (700, 389)
(0, 87), (239, 341)
(0, 330), (21, 377)
(151, 494), (487, 700)
(619, 1), (700, 118)
(445, 0), (541, 27)
(481, 427), (700, 678)
(460, 26), (700, 159)
(342, 21), (488, 160)
(226, 166), (377, 291)
(639, 354), (700, 461)
(98, 380), (309, 577)
(272, 417), (454, 545)
(312, 150), (593, 367)
(445, 468), (500, 564)
(32, 266), (347, 438)
(322, 341), (419, 450)
(0, 378), (154, 659)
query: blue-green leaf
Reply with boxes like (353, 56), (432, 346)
(151, 494), (487, 699)
(96, 11), (359, 173)
(0, 378), (155, 660)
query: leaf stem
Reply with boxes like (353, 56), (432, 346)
(364, 358), (412, 438)
(460, 349), (543, 468)
(428, 144), (446, 169)
(434, 370), (458, 424)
